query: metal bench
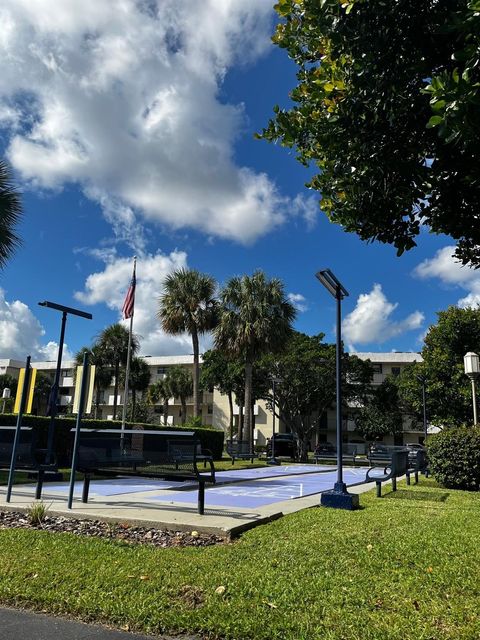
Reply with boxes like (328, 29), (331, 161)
(313, 444), (358, 466)
(365, 448), (409, 497)
(0, 426), (57, 499)
(167, 439), (213, 468)
(406, 449), (429, 486)
(73, 429), (215, 514)
(225, 440), (256, 464)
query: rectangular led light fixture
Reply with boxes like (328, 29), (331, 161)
(315, 269), (349, 299)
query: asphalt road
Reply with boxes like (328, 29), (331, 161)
(0, 607), (200, 640)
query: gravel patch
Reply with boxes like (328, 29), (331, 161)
(0, 511), (225, 548)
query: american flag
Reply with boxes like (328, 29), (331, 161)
(122, 264), (136, 320)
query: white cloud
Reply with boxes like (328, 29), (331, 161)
(0, 289), (72, 361)
(414, 245), (480, 308)
(0, 0), (306, 245)
(342, 284), (424, 349)
(75, 250), (205, 356)
(288, 292), (308, 313)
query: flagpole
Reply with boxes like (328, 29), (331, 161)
(121, 256), (136, 434)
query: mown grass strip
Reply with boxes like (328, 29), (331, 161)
(0, 479), (479, 639)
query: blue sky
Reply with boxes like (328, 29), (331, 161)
(0, 1), (477, 362)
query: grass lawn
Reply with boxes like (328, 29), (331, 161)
(0, 479), (479, 639)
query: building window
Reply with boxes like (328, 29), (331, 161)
(372, 364), (382, 374)
(207, 404), (213, 415)
(391, 367), (401, 377)
(157, 367), (167, 375)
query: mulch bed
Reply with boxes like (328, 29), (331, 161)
(0, 511), (225, 548)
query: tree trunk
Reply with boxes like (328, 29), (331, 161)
(192, 328), (200, 418)
(244, 360), (253, 448)
(132, 390), (137, 423)
(113, 360), (119, 419)
(238, 400), (244, 440)
(163, 399), (169, 425)
(94, 386), (100, 419)
(181, 397), (187, 425)
(228, 391), (234, 442)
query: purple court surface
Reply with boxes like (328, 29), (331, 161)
(146, 467), (372, 508)
(13, 463), (382, 508)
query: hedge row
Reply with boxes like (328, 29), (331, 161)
(0, 415), (225, 463)
(427, 425), (480, 490)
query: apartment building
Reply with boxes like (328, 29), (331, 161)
(0, 352), (423, 449)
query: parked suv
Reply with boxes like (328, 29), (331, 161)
(266, 433), (297, 459)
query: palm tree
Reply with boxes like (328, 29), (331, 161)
(121, 357), (151, 422)
(95, 324), (139, 419)
(214, 271), (296, 448)
(147, 378), (171, 426)
(158, 268), (217, 418)
(0, 159), (22, 269)
(74, 345), (112, 418)
(168, 366), (193, 425)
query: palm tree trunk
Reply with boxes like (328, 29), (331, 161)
(244, 360), (253, 448)
(238, 401), (244, 440)
(192, 328), (200, 418)
(181, 398), (187, 425)
(113, 361), (119, 419)
(95, 387), (100, 419)
(163, 399), (169, 425)
(132, 390), (136, 423)
(228, 391), (234, 441)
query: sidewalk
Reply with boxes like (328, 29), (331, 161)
(0, 607), (199, 640)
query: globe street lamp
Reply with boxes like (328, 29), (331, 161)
(316, 269), (359, 510)
(267, 376), (282, 466)
(464, 352), (480, 425)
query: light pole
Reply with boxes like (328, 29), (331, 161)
(316, 269), (359, 510)
(464, 352), (480, 425)
(38, 301), (92, 461)
(416, 375), (428, 443)
(267, 376), (282, 466)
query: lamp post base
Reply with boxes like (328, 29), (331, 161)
(267, 457), (281, 466)
(320, 483), (359, 510)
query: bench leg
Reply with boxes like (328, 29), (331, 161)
(376, 481), (382, 498)
(82, 474), (91, 503)
(35, 470), (44, 500)
(231, 458), (235, 465)
(392, 476), (397, 492)
(415, 471), (419, 485)
(406, 471), (411, 486)
(198, 481), (205, 515)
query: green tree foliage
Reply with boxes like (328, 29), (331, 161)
(261, 0), (480, 266)
(95, 324), (139, 419)
(0, 159), (22, 269)
(261, 332), (373, 461)
(158, 268), (217, 419)
(147, 378), (171, 426)
(215, 271), (296, 448)
(32, 373), (53, 416)
(167, 365), (193, 425)
(398, 306), (480, 426)
(122, 357), (151, 422)
(200, 349), (239, 439)
(354, 377), (404, 443)
(0, 374), (17, 397)
(75, 345), (113, 418)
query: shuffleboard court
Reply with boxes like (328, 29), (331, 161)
(146, 468), (373, 509)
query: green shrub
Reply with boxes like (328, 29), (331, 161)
(0, 414), (225, 461)
(427, 426), (480, 490)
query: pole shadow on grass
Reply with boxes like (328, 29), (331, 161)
(383, 490), (450, 503)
